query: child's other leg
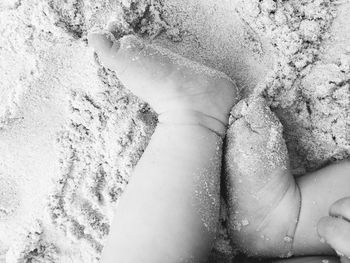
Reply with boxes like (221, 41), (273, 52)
(88, 33), (239, 263)
(224, 97), (300, 257)
(224, 97), (350, 258)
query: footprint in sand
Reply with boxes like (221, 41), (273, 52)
(0, 176), (20, 220)
(0, 239), (8, 261)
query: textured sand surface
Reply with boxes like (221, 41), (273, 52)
(0, 0), (349, 262)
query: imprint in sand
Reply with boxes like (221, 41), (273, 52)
(0, 176), (20, 220)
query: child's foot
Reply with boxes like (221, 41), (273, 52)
(88, 33), (239, 136)
(223, 96), (301, 257)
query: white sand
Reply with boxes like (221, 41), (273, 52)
(0, 0), (349, 262)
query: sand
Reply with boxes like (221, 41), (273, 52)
(0, 0), (349, 262)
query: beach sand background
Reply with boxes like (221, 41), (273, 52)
(0, 0), (349, 262)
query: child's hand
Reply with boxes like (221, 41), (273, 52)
(318, 197), (350, 263)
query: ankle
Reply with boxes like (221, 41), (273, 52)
(158, 110), (228, 137)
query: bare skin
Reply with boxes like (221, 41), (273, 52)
(89, 32), (239, 263)
(278, 195), (350, 263)
(225, 98), (350, 261)
(89, 32), (350, 263)
(317, 197), (350, 263)
(224, 97), (301, 257)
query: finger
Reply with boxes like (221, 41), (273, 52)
(330, 197), (350, 221)
(318, 216), (350, 257)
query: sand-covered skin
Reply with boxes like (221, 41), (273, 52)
(224, 97), (299, 257)
(238, 0), (349, 175)
(0, 0), (349, 262)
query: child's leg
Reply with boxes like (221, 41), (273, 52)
(224, 96), (350, 258)
(88, 33), (239, 263)
(224, 97), (300, 257)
